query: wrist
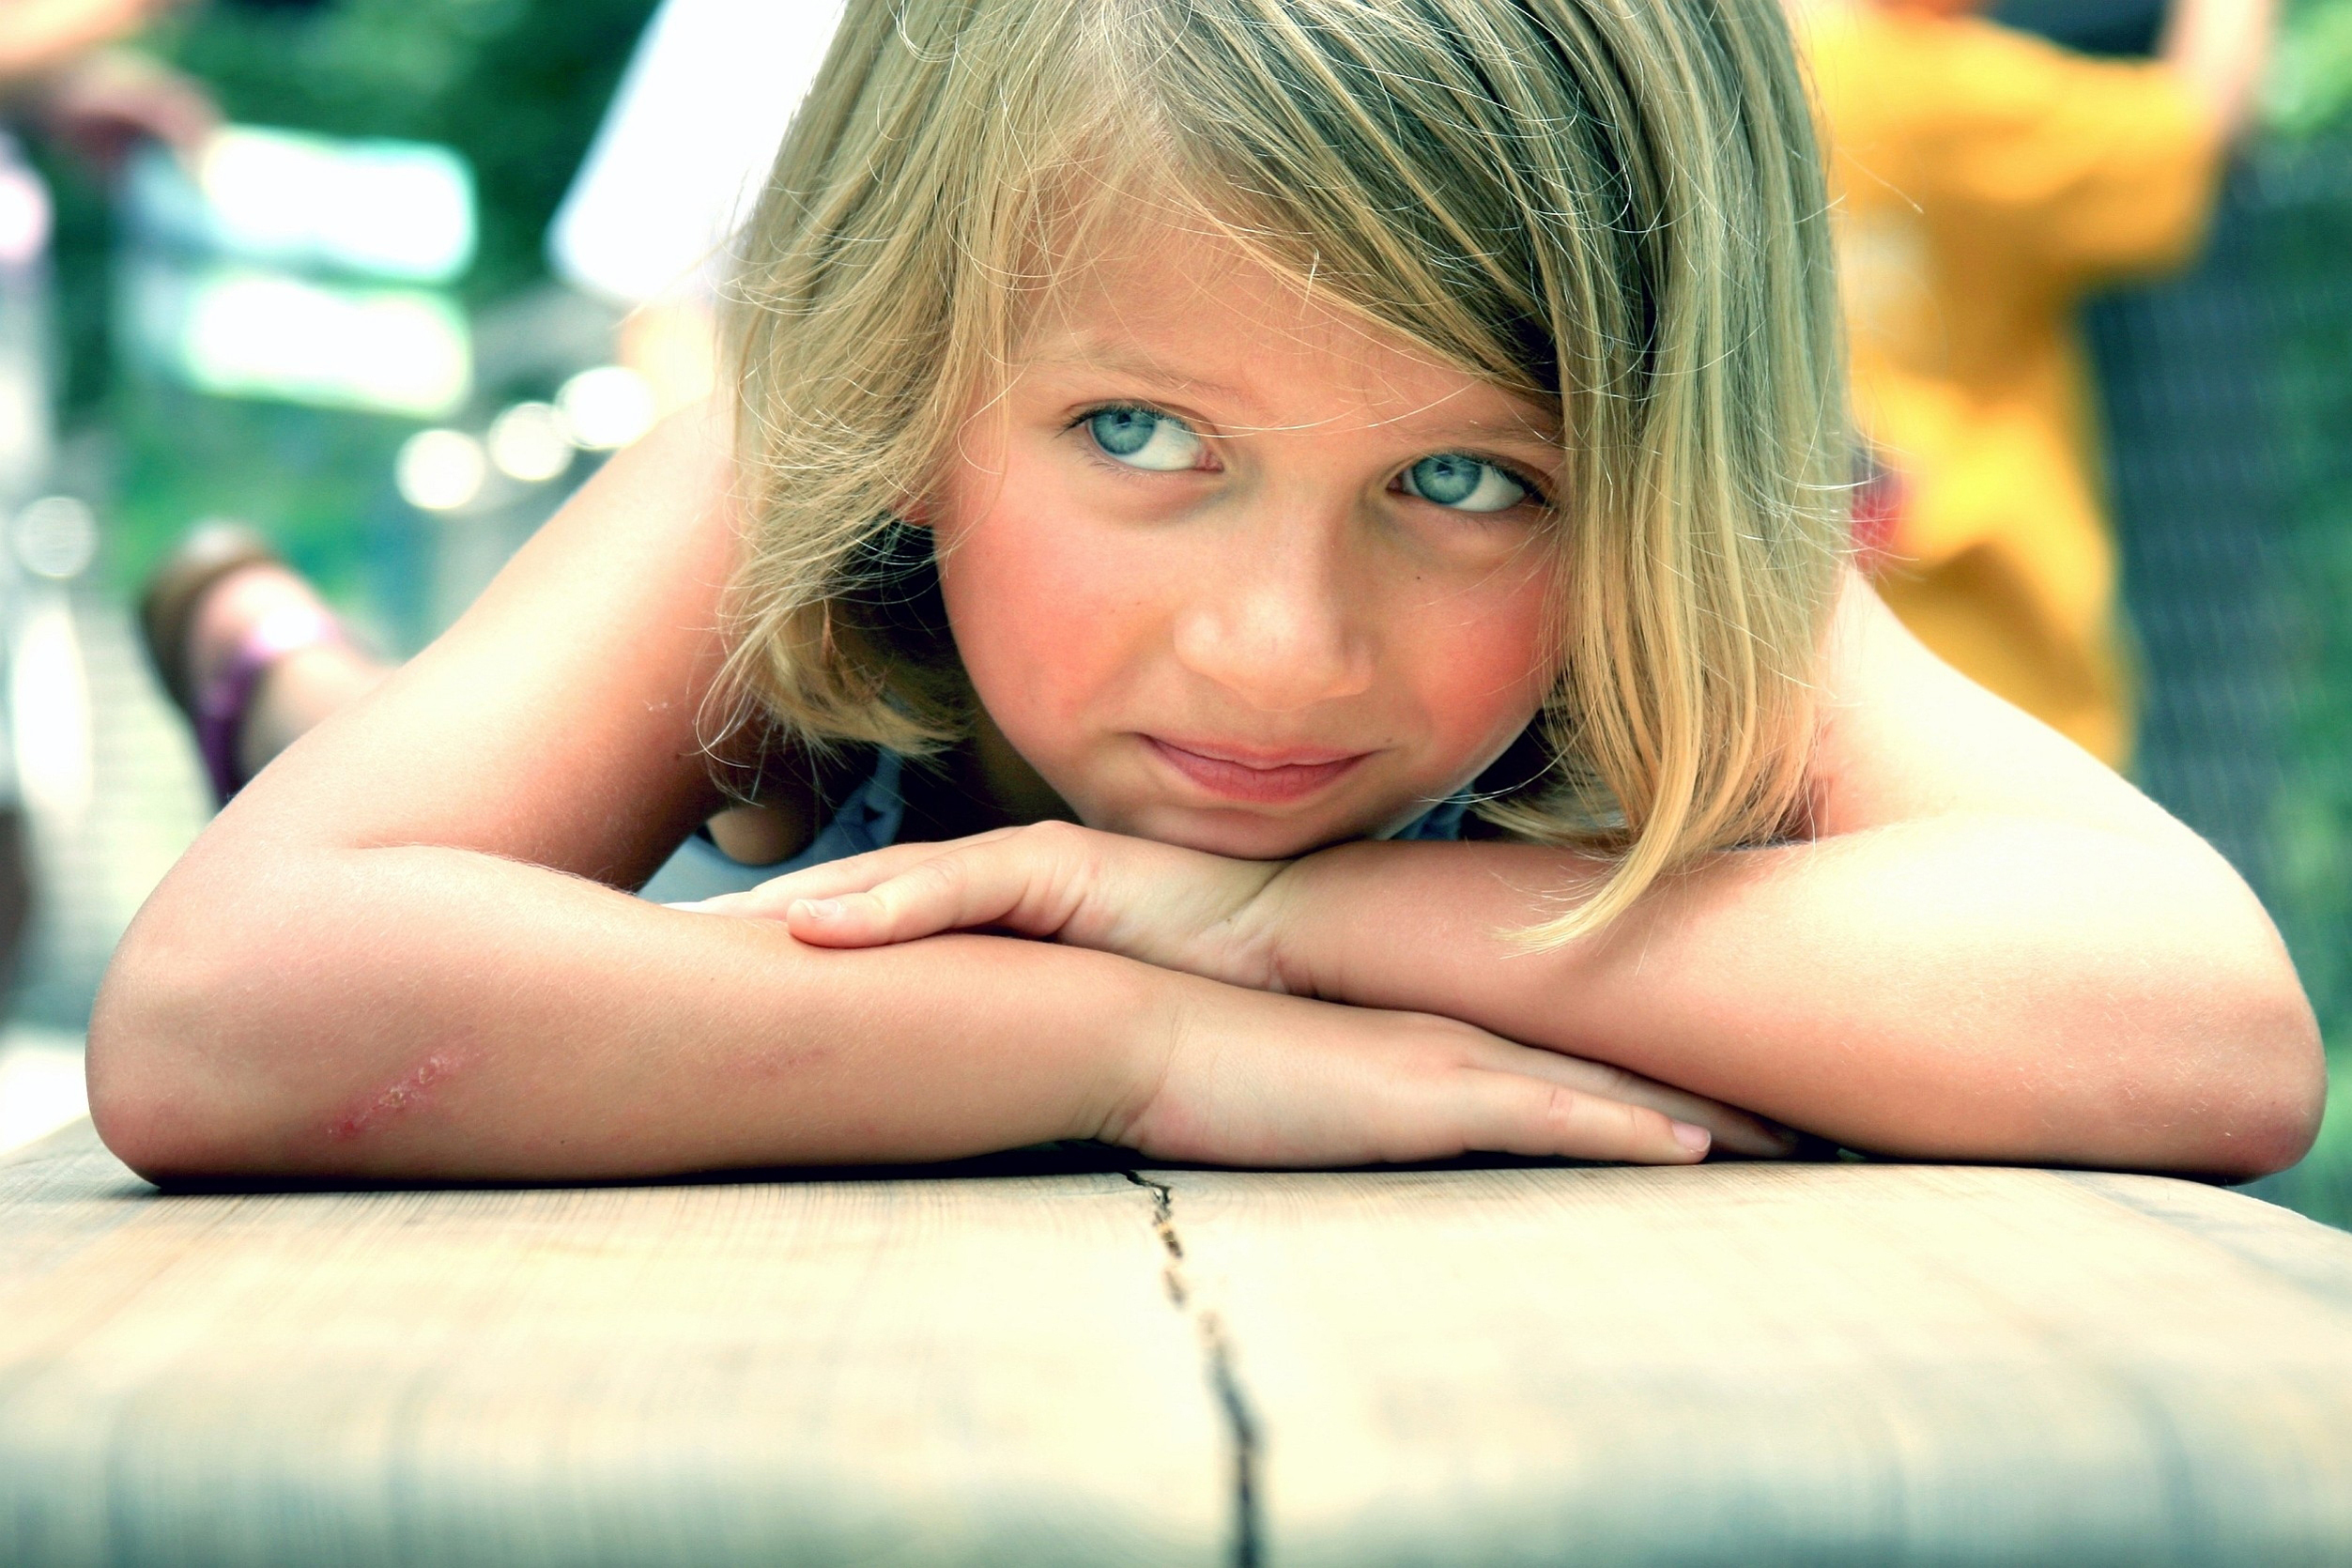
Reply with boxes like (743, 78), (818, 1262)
(1239, 842), (1367, 1001)
(1091, 959), (1192, 1146)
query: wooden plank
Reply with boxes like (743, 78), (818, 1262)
(1154, 1161), (2352, 1568)
(0, 1123), (1231, 1568)
(15, 1119), (2352, 1568)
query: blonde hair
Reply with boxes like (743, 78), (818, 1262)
(724, 0), (1851, 943)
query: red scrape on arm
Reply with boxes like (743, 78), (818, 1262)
(325, 1052), (464, 1142)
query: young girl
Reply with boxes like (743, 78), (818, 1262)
(92, 0), (2322, 1182)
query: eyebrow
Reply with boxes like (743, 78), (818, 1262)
(1027, 341), (1247, 404)
(1028, 339), (1563, 454)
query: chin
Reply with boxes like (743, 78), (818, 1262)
(1105, 802), (1365, 862)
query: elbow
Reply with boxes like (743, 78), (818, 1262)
(2178, 945), (2327, 1184)
(87, 910), (281, 1182)
(2219, 1039), (2327, 1187)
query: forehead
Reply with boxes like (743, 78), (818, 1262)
(1018, 215), (1560, 444)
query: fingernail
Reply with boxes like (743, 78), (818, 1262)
(791, 898), (842, 921)
(1671, 1120), (1711, 1157)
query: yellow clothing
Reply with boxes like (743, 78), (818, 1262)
(1805, 8), (2222, 763)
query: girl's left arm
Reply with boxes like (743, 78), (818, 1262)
(707, 575), (2323, 1178)
(1254, 575), (2325, 1178)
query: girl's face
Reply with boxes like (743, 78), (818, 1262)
(930, 220), (1563, 859)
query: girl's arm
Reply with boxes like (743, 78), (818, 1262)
(87, 407), (1773, 1180)
(758, 576), (2322, 1178)
(1262, 576), (2323, 1177)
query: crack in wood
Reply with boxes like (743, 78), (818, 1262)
(1125, 1171), (1261, 1568)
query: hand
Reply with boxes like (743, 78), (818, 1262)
(677, 820), (1299, 992)
(1107, 972), (1796, 1165)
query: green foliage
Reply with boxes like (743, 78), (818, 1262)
(42, 0), (653, 422)
(2267, 0), (2352, 138)
(155, 0), (657, 305)
(65, 0), (655, 612)
(104, 380), (415, 615)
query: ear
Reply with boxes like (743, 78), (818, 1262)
(892, 496), (937, 530)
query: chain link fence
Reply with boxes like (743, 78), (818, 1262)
(2084, 131), (2352, 1221)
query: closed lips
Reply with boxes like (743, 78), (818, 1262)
(1145, 737), (1369, 802)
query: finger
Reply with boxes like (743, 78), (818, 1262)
(672, 833), (1020, 917)
(739, 844), (956, 912)
(665, 851), (914, 917)
(1444, 1068), (1710, 1165)
(1468, 1040), (1794, 1159)
(787, 833), (1084, 948)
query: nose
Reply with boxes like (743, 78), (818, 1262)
(1169, 502), (1376, 713)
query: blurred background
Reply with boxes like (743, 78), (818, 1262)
(0, 0), (668, 1153)
(1, 0), (2350, 1222)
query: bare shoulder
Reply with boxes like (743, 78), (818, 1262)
(1804, 570), (2192, 848)
(198, 396), (820, 886)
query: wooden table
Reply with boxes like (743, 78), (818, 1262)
(6, 1120), (2352, 1567)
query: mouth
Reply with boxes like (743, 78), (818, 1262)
(1144, 735), (1372, 805)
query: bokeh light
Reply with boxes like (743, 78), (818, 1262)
(487, 402), (575, 484)
(136, 265), (474, 420)
(11, 497), (99, 582)
(129, 129), (477, 285)
(557, 365), (656, 451)
(396, 428), (489, 513)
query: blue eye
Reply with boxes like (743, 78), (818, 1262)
(1402, 453), (1529, 513)
(1086, 407), (1205, 471)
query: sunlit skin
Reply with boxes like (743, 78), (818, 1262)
(931, 228), (1564, 861)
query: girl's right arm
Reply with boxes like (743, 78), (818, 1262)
(88, 405), (1762, 1180)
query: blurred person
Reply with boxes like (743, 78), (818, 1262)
(1799, 0), (2276, 764)
(139, 521), (382, 807)
(1, 0), (211, 994)
(141, 0), (847, 809)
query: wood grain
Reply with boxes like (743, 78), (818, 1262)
(9, 1122), (2352, 1567)
(1155, 1161), (2352, 1568)
(0, 1124), (1230, 1568)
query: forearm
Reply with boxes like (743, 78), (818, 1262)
(90, 842), (1157, 1181)
(1278, 822), (2321, 1176)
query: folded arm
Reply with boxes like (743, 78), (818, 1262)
(1269, 578), (2322, 1177)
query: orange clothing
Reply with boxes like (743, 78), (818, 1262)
(1804, 7), (2223, 763)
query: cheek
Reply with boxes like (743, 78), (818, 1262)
(932, 460), (1152, 749)
(1394, 553), (1561, 752)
